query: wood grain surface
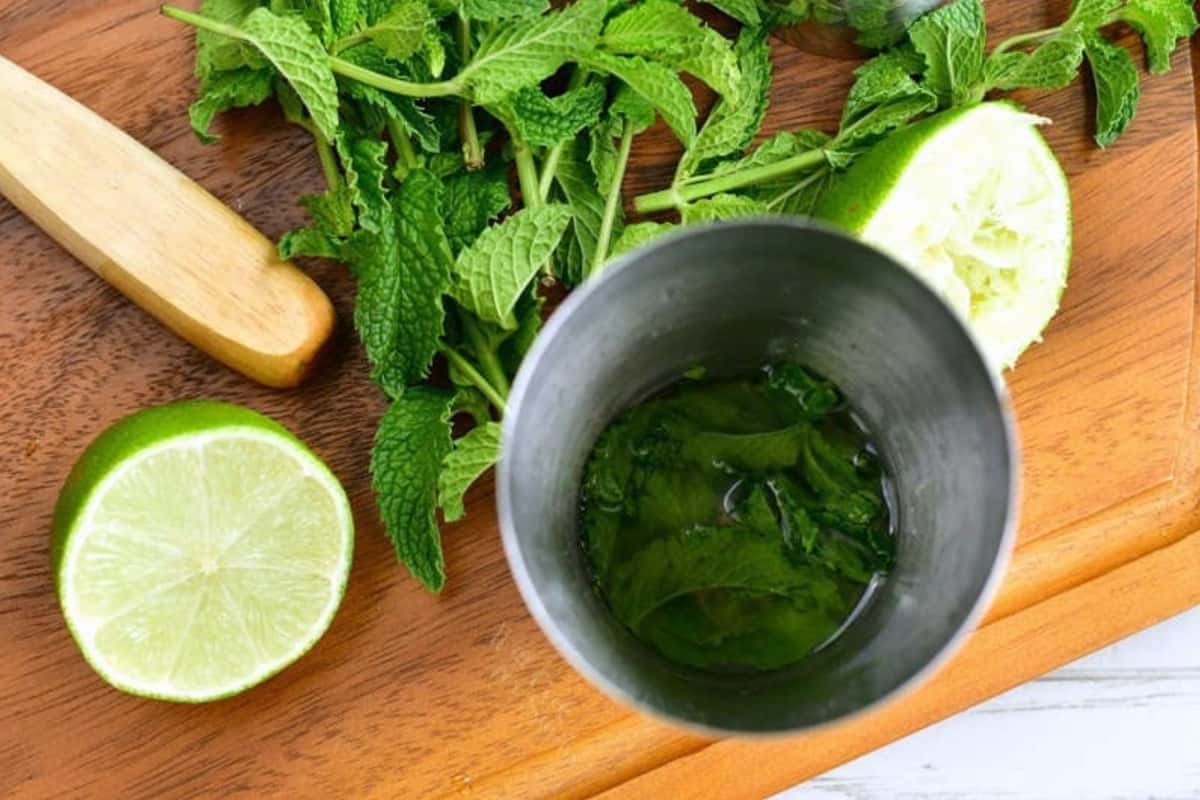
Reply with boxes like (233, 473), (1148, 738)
(0, 1), (1197, 798)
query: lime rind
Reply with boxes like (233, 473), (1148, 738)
(818, 102), (1072, 370)
(54, 403), (354, 703)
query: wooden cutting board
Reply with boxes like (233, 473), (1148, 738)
(1, 2), (1197, 797)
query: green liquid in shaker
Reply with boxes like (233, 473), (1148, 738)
(579, 363), (895, 672)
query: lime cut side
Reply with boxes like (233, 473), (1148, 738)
(818, 102), (1072, 370)
(53, 402), (354, 702)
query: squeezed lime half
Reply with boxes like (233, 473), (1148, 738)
(52, 401), (354, 702)
(817, 101), (1072, 369)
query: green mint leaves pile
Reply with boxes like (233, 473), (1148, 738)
(579, 364), (893, 671)
(164, 0), (1194, 592)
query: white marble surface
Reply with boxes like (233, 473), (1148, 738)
(776, 605), (1200, 800)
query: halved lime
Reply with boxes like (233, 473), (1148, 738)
(817, 101), (1072, 369)
(52, 401), (354, 702)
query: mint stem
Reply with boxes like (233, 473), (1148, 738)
(313, 130), (342, 189)
(441, 345), (508, 412)
(332, 32), (369, 53)
(590, 119), (634, 276)
(329, 56), (463, 98)
(457, 15), (485, 170)
(162, 5), (247, 39)
(990, 25), (1062, 56)
(512, 137), (542, 207)
(387, 119), (418, 180)
(461, 315), (511, 401)
(537, 145), (564, 203)
(634, 148), (828, 214)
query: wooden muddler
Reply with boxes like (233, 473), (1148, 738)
(0, 55), (334, 388)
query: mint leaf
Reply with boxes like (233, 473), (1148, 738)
(353, 169), (454, 396)
(188, 68), (274, 143)
(636, 583), (848, 672)
(771, 478), (882, 582)
(195, 0), (265, 79)
(493, 83), (606, 148)
(600, 0), (740, 98)
(611, 221), (675, 257)
(754, 166), (834, 216)
(359, 0), (431, 60)
(343, 81), (441, 151)
(844, 0), (908, 49)
(681, 425), (810, 472)
(498, 288), (544, 374)
(279, 226), (344, 260)
(553, 136), (609, 285)
(907, 0), (986, 107)
(363, 0), (403, 23)
(451, 386), (493, 427)
(181, 6), (341, 139)
(275, 78), (308, 126)
(841, 44), (930, 126)
(241, 8), (341, 140)
(442, 161), (513, 253)
(372, 387), (454, 591)
(700, 0), (759, 25)
(422, 27), (447, 76)
(833, 92), (936, 152)
(609, 86), (656, 133)
(279, 184), (356, 260)
(984, 34), (1086, 91)
(798, 427), (887, 537)
(462, 0), (547, 21)
(608, 526), (835, 627)
(767, 362), (841, 419)
(271, 0), (335, 46)
(1065, 0), (1123, 30)
(304, 184), (357, 237)
(458, 0), (606, 104)
(332, 0), (364, 37)
(438, 422), (502, 521)
(335, 131), (391, 233)
(451, 205), (572, 328)
(1084, 33), (1141, 147)
(1120, 0), (1198, 73)
(680, 193), (770, 224)
(581, 52), (697, 145)
(588, 124), (619, 198)
(677, 27), (771, 179)
(333, 39), (406, 74)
